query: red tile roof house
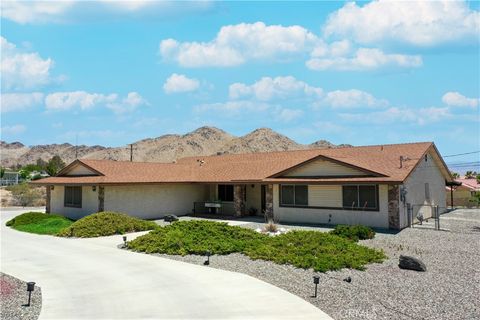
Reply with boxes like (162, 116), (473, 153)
(32, 142), (453, 230)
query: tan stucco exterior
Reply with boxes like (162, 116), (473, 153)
(51, 185), (98, 220)
(283, 158), (368, 177)
(272, 184), (390, 228)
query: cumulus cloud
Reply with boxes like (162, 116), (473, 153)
(306, 47), (422, 71)
(1, 124), (27, 135)
(442, 92), (479, 108)
(159, 22), (318, 67)
(340, 106), (451, 125)
(320, 89), (388, 108)
(1, 92), (44, 112)
(1, 37), (55, 90)
(45, 91), (148, 113)
(229, 76), (323, 101)
(323, 0), (480, 46)
(163, 73), (200, 93)
(1, 0), (212, 24)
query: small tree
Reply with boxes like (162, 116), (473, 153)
(0, 167), (5, 179)
(36, 158), (48, 170)
(451, 172), (460, 179)
(7, 183), (43, 207)
(465, 171), (477, 179)
(45, 155), (66, 176)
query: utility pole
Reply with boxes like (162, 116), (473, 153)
(75, 134), (78, 159)
(129, 144), (133, 162)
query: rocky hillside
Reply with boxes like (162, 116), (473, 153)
(1, 127), (348, 168)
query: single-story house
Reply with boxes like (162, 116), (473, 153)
(32, 142), (452, 230)
(446, 178), (480, 208)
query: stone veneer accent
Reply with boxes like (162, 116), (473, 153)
(46, 186), (51, 214)
(233, 185), (246, 217)
(388, 185), (400, 229)
(98, 186), (105, 212)
(265, 184), (274, 219)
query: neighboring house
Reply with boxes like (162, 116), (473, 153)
(446, 178), (480, 208)
(0, 171), (20, 186)
(32, 142), (452, 230)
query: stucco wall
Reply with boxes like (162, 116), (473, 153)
(273, 184), (389, 228)
(246, 184), (262, 215)
(400, 151), (447, 226)
(50, 185), (98, 220)
(65, 164), (96, 176)
(284, 159), (367, 177)
(104, 184), (209, 219)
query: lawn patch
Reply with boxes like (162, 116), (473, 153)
(57, 211), (158, 238)
(6, 212), (73, 235)
(128, 220), (385, 272)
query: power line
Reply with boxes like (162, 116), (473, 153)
(443, 151), (480, 158)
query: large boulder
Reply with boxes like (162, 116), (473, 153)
(399, 255), (427, 272)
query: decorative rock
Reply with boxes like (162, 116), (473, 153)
(399, 255), (427, 272)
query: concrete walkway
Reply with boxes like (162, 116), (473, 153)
(1, 208), (332, 320)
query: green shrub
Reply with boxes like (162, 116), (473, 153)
(6, 212), (73, 235)
(129, 220), (265, 255)
(330, 225), (376, 242)
(57, 211), (158, 238)
(6, 183), (44, 207)
(128, 220), (385, 272)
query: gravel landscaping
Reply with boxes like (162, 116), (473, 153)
(144, 208), (480, 320)
(0, 273), (42, 320)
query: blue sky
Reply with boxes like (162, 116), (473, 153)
(1, 0), (479, 167)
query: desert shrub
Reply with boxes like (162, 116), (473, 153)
(245, 230), (385, 272)
(128, 220), (265, 255)
(57, 211), (158, 238)
(330, 225), (376, 242)
(6, 212), (73, 235)
(6, 183), (44, 207)
(128, 220), (385, 272)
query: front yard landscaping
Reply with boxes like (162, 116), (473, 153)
(6, 211), (157, 237)
(128, 220), (385, 272)
(6, 212), (73, 235)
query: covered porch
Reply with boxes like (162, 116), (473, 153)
(193, 183), (274, 218)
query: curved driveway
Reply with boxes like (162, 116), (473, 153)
(1, 209), (332, 320)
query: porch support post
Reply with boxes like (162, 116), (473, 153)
(388, 185), (400, 229)
(98, 186), (105, 212)
(233, 185), (246, 217)
(265, 184), (274, 220)
(45, 186), (51, 214)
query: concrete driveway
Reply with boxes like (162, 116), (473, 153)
(1, 208), (332, 320)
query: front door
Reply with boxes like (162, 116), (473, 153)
(261, 185), (266, 213)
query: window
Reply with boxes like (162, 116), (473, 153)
(425, 183), (430, 201)
(64, 186), (82, 208)
(342, 185), (377, 210)
(280, 185), (308, 206)
(218, 184), (234, 202)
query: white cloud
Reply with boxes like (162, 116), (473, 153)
(163, 73), (200, 93)
(1, 37), (55, 90)
(194, 100), (270, 116)
(45, 91), (147, 113)
(306, 47), (422, 71)
(323, 0), (480, 46)
(0, 92), (44, 112)
(442, 92), (479, 108)
(159, 22), (318, 67)
(1, 124), (26, 135)
(274, 108), (303, 122)
(1, 1), (213, 24)
(340, 106), (451, 125)
(320, 89), (388, 108)
(229, 76), (323, 101)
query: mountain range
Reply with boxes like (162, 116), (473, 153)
(0, 127), (350, 168)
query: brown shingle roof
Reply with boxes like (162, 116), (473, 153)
(32, 142), (451, 185)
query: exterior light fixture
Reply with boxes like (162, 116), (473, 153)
(204, 251), (211, 265)
(26, 282), (35, 306)
(123, 235), (127, 248)
(50, 185), (54, 190)
(92, 186), (96, 191)
(313, 276), (320, 298)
